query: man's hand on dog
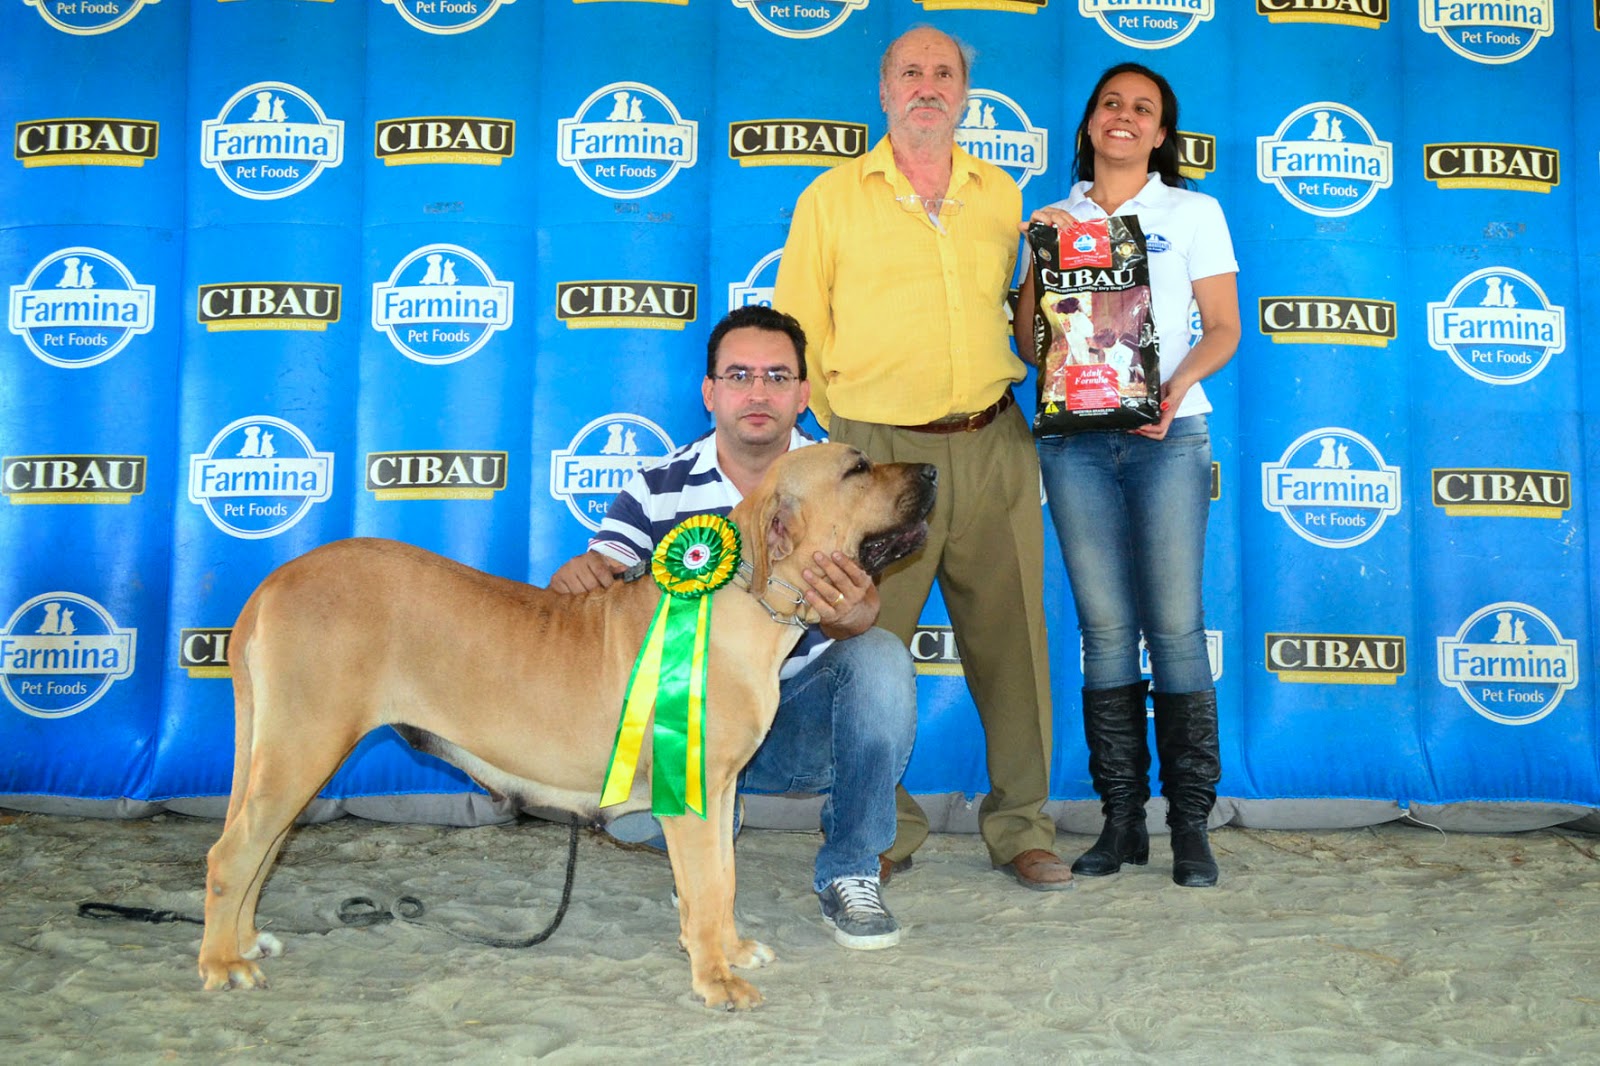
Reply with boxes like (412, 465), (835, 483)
(803, 551), (878, 639)
(550, 550), (627, 594)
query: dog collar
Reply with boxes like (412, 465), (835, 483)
(734, 560), (813, 630)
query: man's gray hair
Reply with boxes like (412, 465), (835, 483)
(878, 25), (975, 89)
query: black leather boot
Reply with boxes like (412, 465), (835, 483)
(1153, 689), (1221, 888)
(1072, 681), (1151, 877)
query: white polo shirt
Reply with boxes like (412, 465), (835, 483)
(1047, 175), (1238, 419)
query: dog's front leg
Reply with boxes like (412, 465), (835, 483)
(712, 782), (774, 972)
(661, 803), (763, 1010)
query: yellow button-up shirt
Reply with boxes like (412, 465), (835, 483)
(774, 136), (1024, 429)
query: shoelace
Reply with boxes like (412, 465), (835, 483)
(831, 877), (889, 916)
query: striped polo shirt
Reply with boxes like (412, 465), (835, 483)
(589, 428), (829, 680)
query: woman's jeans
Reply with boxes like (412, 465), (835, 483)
(1038, 415), (1213, 694)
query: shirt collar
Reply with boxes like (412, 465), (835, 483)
(702, 427), (810, 496)
(862, 135), (985, 194)
(1065, 172), (1169, 216)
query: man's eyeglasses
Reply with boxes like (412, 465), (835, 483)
(711, 367), (799, 391)
(895, 194), (963, 218)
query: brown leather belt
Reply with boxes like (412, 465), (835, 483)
(898, 390), (1013, 434)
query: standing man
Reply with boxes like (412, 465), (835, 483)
(550, 305), (918, 948)
(774, 26), (1069, 889)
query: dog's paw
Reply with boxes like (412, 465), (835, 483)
(242, 931), (283, 960)
(199, 956), (268, 991)
(727, 938), (775, 970)
(695, 972), (763, 1011)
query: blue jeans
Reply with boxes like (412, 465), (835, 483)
(741, 627), (917, 892)
(1038, 416), (1213, 694)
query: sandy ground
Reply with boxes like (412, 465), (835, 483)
(3, 812), (1598, 1065)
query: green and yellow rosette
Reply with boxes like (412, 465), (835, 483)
(599, 514), (741, 818)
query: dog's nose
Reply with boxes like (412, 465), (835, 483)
(918, 464), (938, 487)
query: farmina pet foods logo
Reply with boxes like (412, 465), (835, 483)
(1419, 0), (1552, 64)
(188, 415), (334, 540)
(729, 249), (782, 312)
(732, 0), (867, 38)
(372, 244), (514, 365)
(1079, 0), (1215, 48)
(1, 592), (135, 719)
(8, 247), (154, 369)
(1257, 102), (1392, 217)
(1426, 267), (1564, 386)
(954, 89), (1048, 190)
(382, 0), (518, 35)
(557, 83), (697, 199)
(1261, 428), (1401, 548)
(1437, 602), (1578, 725)
(201, 82), (344, 200)
(549, 414), (674, 530)
(21, 0), (159, 35)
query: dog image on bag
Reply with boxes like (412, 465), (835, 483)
(197, 442), (936, 1011)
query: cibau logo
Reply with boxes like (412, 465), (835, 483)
(1438, 602), (1577, 725)
(1257, 102), (1392, 217)
(8, 247), (154, 369)
(1419, 0), (1552, 64)
(366, 450), (508, 501)
(1, 592), (135, 719)
(22, 0), (159, 35)
(201, 82), (344, 200)
(1261, 427), (1401, 548)
(375, 116), (514, 166)
(372, 244), (514, 364)
(2, 454), (146, 504)
(382, 0), (518, 35)
(954, 89), (1047, 190)
(549, 414), (674, 530)
(557, 82), (697, 199)
(188, 416), (334, 539)
(1427, 267), (1564, 386)
(555, 280), (696, 331)
(1079, 0), (1215, 48)
(14, 118), (158, 168)
(1256, 0), (1388, 28)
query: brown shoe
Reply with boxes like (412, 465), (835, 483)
(996, 848), (1075, 892)
(879, 854), (913, 884)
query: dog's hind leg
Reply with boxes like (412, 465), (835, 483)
(661, 796), (763, 1010)
(199, 665), (363, 990)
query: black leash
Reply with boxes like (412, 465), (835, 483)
(77, 821), (581, 949)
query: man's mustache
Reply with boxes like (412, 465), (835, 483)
(903, 95), (949, 115)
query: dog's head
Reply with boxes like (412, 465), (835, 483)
(732, 443), (936, 619)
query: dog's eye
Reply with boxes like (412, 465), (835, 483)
(845, 457), (871, 477)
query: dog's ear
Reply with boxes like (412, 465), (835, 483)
(748, 489), (800, 592)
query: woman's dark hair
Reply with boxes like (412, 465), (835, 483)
(1070, 62), (1187, 189)
(705, 304), (808, 380)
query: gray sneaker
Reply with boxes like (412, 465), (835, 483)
(817, 876), (901, 950)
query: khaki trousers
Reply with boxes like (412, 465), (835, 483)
(830, 402), (1056, 866)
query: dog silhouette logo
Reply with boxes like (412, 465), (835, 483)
(954, 88), (1048, 190)
(1261, 427), (1401, 549)
(549, 414), (675, 531)
(371, 244), (514, 365)
(557, 82), (698, 200)
(8, 247), (155, 369)
(1257, 101), (1393, 218)
(1438, 602), (1578, 725)
(188, 416), (334, 540)
(381, 0), (518, 35)
(0, 592), (136, 719)
(201, 81), (344, 200)
(1427, 266), (1564, 386)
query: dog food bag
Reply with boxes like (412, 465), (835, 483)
(1027, 215), (1161, 436)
